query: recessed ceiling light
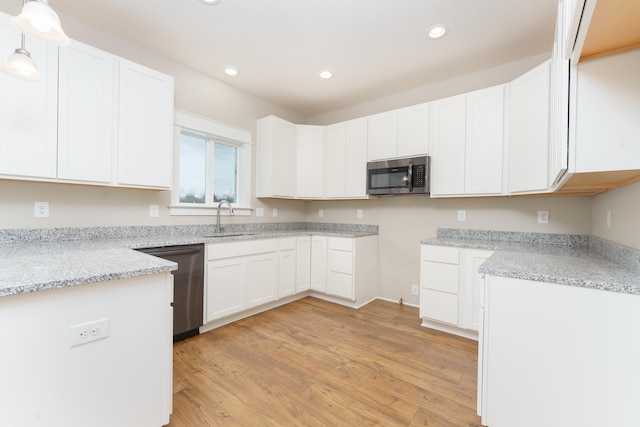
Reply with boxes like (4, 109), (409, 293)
(427, 25), (449, 39)
(199, 0), (221, 5)
(319, 71), (332, 79)
(224, 66), (238, 76)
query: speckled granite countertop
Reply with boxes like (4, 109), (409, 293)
(422, 228), (640, 296)
(0, 222), (378, 298)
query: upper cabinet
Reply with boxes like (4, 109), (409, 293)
(58, 40), (115, 184)
(296, 125), (325, 199)
(367, 103), (429, 161)
(508, 60), (551, 194)
(256, 115), (297, 198)
(117, 59), (174, 188)
(325, 118), (368, 199)
(0, 16), (58, 180)
(430, 86), (505, 197)
(552, 0), (640, 195)
(0, 12), (175, 190)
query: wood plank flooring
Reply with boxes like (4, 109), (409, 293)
(168, 297), (482, 426)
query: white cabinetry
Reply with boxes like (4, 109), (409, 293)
(296, 236), (311, 292)
(508, 60), (551, 193)
(205, 239), (278, 322)
(296, 125), (325, 198)
(367, 103), (429, 161)
(0, 13), (174, 189)
(278, 237), (296, 298)
(58, 40), (115, 183)
(256, 115), (297, 198)
(117, 59), (174, 189)
(0, 16), (58, 179)
(367, 111), (397, 161)
(479, 275), (640, 427)
(430, 86), (505, 197)
(325, 118), (368, 198)
(397, 103), (429, 158)
(314, 235), (378, 308)
(419, 244), (492, 339)
(310, 236), (327, 292)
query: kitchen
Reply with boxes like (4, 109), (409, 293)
(1, 0), (639, 426)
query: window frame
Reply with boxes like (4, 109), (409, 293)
(170, 110), (252, 216)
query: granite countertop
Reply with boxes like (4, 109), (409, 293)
(422, 229), (640, 296)
(0, 223), (378, 298)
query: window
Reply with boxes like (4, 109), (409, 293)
(171, 110), (252, 216)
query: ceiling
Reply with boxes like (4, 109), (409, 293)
(49, 0), (558, 117)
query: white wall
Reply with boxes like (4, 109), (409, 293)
(592, 181), (640, 251)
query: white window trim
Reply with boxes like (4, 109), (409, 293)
(170, 110), (253, 216)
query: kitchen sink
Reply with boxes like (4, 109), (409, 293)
(203, 233), (258, 238)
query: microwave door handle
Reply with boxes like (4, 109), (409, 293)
(408, 161), (414, 192)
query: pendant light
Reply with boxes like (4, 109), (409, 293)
(11, 0), (69, 45)
(0, 33), (41, 82)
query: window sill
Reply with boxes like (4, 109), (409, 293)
(169, 205), (253, 216)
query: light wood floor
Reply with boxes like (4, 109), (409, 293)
(168, 297), (482, 426)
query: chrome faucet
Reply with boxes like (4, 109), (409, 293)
(216, 200), (234, 233)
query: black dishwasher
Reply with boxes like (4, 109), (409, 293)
(136, 244), (204, 342)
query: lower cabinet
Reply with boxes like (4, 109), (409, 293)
(278, 237), (297, 298)
(419, 244), (493, 339)
(205, 239), (278, 322)
(205, 234), (379, 323)
(310, 236), (327, 292)
(296, 236), (311, 292)
(314, 235), (378, 308)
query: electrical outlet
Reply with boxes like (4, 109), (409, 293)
(356, 209), (363, 219)
(318, 209), (324, 218)
(34, 202), (49, 218)
(255, 207), (264, 217)
(149, 204), (159, 217)
(606, 210), (611, 228)
(411, 284), (419, 296)
(272, 208), (278, 217)
(457, 210), (466, 221)
(70, 318), (110, 347)
(538, 210), (549, 224)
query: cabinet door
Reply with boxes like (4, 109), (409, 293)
(310, 236), (327, 292)
(397, 103), (429, 158)
(58, 40), (114, 183)
(327, 245), (354, 300)
(205, 257), (246, 321)
(508, 61), (551, 193)
(465, 85), (505, 195)
(344, 118), (369, 198)
(325, 122), (347, 198)
(296, 236), (311, 292)
(278, 246), (296, 298)
(296, 125), (325, 198)
(0, 18), (58, 179)
(459, 249), (493, 331)
(117, 59), (174, 188)
(429, 95), (466, 195)
(367, 111), (398, 161)
(256, 116), (296, 198)
(246, 252), (278, 307)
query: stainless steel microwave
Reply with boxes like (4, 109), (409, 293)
(366, 155), (430, 195)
